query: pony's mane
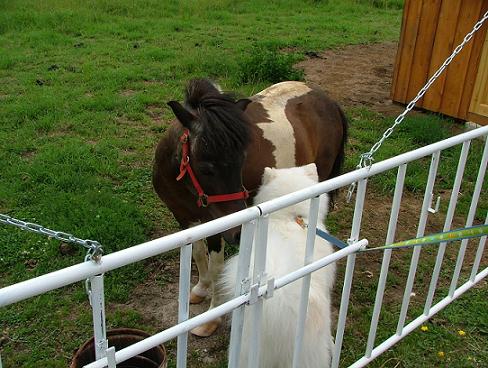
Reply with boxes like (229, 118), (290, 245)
(184, 79), (251, 155)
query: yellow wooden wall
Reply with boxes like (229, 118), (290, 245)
(391, 0), (488, 124)
(469, 34), (488, 125)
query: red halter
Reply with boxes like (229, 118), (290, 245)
(176, 129), (249, 207)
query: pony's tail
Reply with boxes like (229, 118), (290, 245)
(328, 106), (348, 205)
(330, 106), (348, 180)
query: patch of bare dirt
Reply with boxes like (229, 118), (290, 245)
(47, 125), (73, 138)
(124, 257), (230, 366)
(143, 80), (166, 87)
(120, 89), (136, 97)
(21, 149), (36, 160)
(116, 116), (147, 129)
(146, 105), (167, 126)
(296, 42), (404, 115)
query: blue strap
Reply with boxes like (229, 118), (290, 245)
(316, 228), (348, 249)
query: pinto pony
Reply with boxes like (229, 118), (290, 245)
(152, 78), (347, 336)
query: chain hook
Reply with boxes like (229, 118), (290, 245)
(84, 240), (104, 263)
(359, 152), (374, 169)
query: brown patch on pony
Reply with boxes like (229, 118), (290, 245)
(285, 86), (347, 181)
(241, 102), (276, 195)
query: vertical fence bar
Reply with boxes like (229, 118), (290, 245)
(228, 220), (256, 368)
(424, 141), (471, 315)
(449, 139), (488, 296)
(397, 151), (441, 335)
(292, 196), (321, 368)
(88, 274), (108, 360)
(331, 179), (368, 368)
(470, 213), (488, 282)
(176, 243), (193, 368)
(365, 164), (407, 357)
(0, 351), (3, 368)
(247, 216), (269, 368)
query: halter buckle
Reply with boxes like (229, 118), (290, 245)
(198, 194), (209, 208)
(180, 132), (189, 143)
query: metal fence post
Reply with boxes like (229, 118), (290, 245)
(88, 274), (108, 361)
(228, 220), (256, 368)
(247, 215), (269, 368)
(177, 243), (193, 368)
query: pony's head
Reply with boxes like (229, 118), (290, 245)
(168, 79), (252, 243)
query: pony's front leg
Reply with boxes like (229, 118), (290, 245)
(191, 236), (225, 337)
(190, 239), (210, 304)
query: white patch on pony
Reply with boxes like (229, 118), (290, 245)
(191, 239), (209, 299)
(208, 240), (225, 309)
(190, 240), (225, 337)
(255, 82), (312, 167)
(220, 164), (335, 368)
(188, 222), (210, 303)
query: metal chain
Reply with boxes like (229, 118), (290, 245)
(347, 10), (488, 203)
(0, 213), (103, 262)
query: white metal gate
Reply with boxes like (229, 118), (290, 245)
(0, 125), (487, 368)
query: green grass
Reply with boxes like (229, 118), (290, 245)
(0, 0), (486, 367)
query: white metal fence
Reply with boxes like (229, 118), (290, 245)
(0, 125), (487, 368)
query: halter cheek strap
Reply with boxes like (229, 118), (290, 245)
(176, 129), (249, 207)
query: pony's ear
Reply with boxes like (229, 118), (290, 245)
(302, 163), (319, 181)
(167, 101), (196, 129)
(235, 98), (252, 111)
(262, 167), (276, 184)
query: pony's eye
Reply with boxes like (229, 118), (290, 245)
(201, 169), (214, 176)
(199, 165), (216, 176)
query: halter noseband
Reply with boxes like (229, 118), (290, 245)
(176, 129), (249, 207)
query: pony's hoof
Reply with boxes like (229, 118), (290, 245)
(190, 318), (222, 337)
(189, 291), (206, 304)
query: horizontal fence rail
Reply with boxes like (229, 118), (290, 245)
(1, 125), (486, 308)
(0, 125), (487, 368)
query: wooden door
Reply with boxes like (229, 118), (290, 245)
(469, 34), (488, 125)
(391, 0), (488, 124)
